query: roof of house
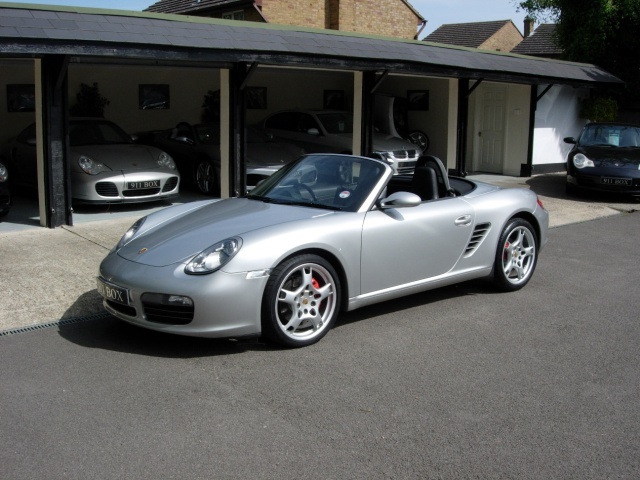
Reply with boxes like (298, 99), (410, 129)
(144, 0), (426, 21)
(424, 20), (517, 49)
(511, 24), (562, 57)
(0, 4), (619, 87)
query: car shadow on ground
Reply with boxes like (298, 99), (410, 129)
(526, 173), (640, 205)
(57, 279), (499, 357)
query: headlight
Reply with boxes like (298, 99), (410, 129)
(158, 152), (176, 170)
(114, 217), (146, 251)
(573, 153), (594, 169)
(0, 163), (7, 183)
(185, 237), (242, 275)
(78, 155), (111, 175)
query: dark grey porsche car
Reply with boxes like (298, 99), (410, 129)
(564, 123), (640, 196)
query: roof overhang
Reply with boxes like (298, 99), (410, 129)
(0, 3), (622, 88)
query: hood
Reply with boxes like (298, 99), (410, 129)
(72, 144), (162, 171)
(371, 133), (416, 152)
(117, 198), (331, 267)
(578, 146), (640, 169)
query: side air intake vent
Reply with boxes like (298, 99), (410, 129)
(464, 223), (491, 257)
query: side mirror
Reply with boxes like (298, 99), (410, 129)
(377, 191), (421, 209)
(307, 128), (321, 136)
(563, 137), (577, 144)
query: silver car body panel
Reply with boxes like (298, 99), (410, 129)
(98, 154), (549, 338)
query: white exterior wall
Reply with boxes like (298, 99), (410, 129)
(532, 84), (589, 168)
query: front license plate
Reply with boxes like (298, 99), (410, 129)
(601, 177), (631, 186)
(96, 277), (130, 306)
(128, 180), (160, 189)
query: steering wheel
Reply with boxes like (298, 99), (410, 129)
(296, 183), (317, 201)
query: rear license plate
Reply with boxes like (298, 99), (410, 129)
(96, 277), (130, 306)
(128, 180), (160, 189)
(601, 177), (631, 186)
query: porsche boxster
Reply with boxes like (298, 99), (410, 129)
(98, 153), (548, 347)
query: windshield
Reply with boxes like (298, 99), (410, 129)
(247, 154), (386, 212)
(316, 113), (354, 134)
(578, 124), (640, 147)
(69, 121), (131, 146)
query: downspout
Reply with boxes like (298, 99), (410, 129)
(414, 20), (427, 40)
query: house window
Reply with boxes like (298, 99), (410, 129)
(223, 10), (244, 20)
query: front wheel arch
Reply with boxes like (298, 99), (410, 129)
(269, 248), (349, 311)
(261, 253), (342, 347)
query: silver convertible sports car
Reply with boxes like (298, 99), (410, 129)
(98, 154), (549, 348)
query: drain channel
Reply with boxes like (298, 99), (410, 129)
(0, 312), (111, 337)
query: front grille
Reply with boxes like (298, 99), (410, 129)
(162, 176), (179, 192)
(385, 150), (420, 175)
(106, 299), (137, 317)
(95, 182), (119, 197)
(141, 293), (194, 325)
(123, 187), (161, 197)
(464, 223), (491, 257)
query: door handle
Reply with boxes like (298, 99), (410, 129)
(454, 215), (472, 227)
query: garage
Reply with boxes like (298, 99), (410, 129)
(0, 4), (620, 228)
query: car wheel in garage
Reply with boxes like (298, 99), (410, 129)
(493, 218), (538, 291)
(262, 254), (341, 348)
(408, 130), (429, 153)
(195, 159), (219, 196)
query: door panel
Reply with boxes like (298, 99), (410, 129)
(360, 197), (474, 294)
(478, 88), (506, 173)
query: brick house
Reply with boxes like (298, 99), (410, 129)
(424, 20), (523, 52)
(144, 0), (426, 39)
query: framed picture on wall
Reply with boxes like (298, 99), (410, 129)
(246, 86), (267, 109)
(139, 84), (170, 110)
(7, 84), (35, 112)
(323, 90), (345, 109)
(407, 90), (429, 111)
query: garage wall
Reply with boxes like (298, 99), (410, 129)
(69, 64), (221, 135)
(0, 60), (37, 146)
(246, 68), (354, 125)
(532, 84), (589, 170)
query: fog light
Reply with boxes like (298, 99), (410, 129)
(167, 295), (193, 306)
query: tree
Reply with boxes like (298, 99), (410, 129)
(516, 0), (640, 107)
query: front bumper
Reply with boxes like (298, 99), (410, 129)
(567, 171), (640, 195)
(98, 253), (268, 338)
(72, 170), (180, 204)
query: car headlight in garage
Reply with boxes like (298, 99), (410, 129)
(185, 237), (242, 275)
(158, 152), (177, 170)
(573, 153), (595, 169)
(78, 155), (111, 175)
(0, 162), (8, 182)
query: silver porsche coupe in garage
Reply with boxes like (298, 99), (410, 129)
(98, 153), (549, 348)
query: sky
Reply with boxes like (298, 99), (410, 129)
(0, 0), (530, 36)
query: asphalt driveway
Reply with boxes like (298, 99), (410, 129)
(1, 210), (639, 479)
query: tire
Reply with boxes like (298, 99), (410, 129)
(261, 254), (341, 347)
(408, 130), (429, 153)
(194, 159), (219, 196)
(493, 218), (538, 292)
